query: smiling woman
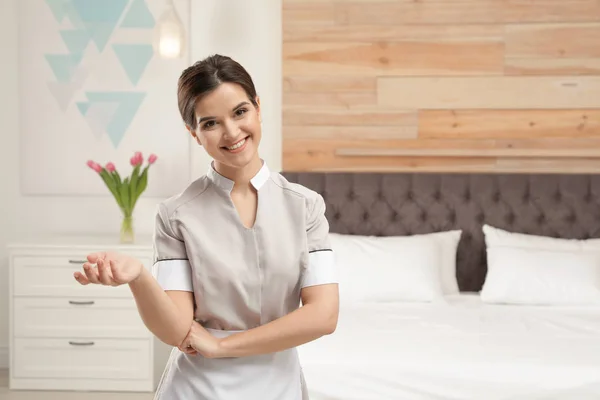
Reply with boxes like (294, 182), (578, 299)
(73, 54), (339, 400)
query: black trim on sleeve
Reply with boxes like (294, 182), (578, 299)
(153, 258), (190, 265)
(309, 249), (333, 253)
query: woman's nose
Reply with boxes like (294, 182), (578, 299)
(222, 119), (239, 139)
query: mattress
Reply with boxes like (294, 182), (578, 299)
(297, 294), (600, 400)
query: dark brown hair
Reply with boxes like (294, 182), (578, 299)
(177, 54), (258, 131)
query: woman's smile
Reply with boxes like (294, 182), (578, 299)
(223, 136), (250, 154)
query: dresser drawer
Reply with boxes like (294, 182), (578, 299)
(12, 256), (150, 298)
(12, 338), (152, 380)
(13, 297), (148, 339)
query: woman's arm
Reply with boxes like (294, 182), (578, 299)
(76, 251), (194, 348)
(128, 267), (194, 347)
(218, 283), (339, 357)
(182, 283), (338, 359)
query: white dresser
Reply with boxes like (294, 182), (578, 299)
(7, 236), (172, 392)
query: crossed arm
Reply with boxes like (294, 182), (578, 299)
(132, 268), (338, 358)
(213, 283), (339, 358)
(138, 267), (338, 358)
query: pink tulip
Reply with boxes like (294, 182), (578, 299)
(148, 154), (157, 164)
(106, 162), (115, 172)
(130, 156), (136, 166)
(134, 151), (143, 165)
(86, 160), (102, 173)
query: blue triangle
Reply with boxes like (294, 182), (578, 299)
(45, 53), (83, 83)
(86, 22), (118, 51)
(120, 0), (155, 29)
(71, 0), (128, 22)
(84, 92), (146, 148)
(64, 2), (85, 29)
(71, 0), (128, 51)
(60, 30), (91, 54)
(45, 0), (70, 22)
(77, 101), (90, 116)
(113, 44), (153, 86)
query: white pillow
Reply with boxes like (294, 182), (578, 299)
(329, 231), (461, 303)
(481, 225), (600, 305)
(482, 224), (600, 251)
(418, 230), (462, 295)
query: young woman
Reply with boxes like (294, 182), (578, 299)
(73, 54), (339, 399)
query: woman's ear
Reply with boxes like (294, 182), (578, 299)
(255, 96), (261, 122)
(185, 124), (195, 137)
(186, 124), (203, 146)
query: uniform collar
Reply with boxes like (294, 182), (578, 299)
(207, 160), (270, 192)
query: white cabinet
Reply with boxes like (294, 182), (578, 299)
(7, 236), (172, 392)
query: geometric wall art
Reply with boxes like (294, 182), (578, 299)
(19, 0), (192, 196)
(46, 0), (150, 147)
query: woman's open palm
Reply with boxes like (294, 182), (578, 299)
(74, 251), (143, 287)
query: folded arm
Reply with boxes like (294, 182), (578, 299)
(218, 283), (339, 357)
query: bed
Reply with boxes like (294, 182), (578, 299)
(282, 172), (600, 400)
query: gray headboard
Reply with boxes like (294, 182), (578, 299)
(282, 172), (600, 292)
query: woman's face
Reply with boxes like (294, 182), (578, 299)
(190, 82), (262, 171)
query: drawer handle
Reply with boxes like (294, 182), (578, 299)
(69, 300), (95, 305)
(68, 259), (88, 264)
(69, 341), (95, 346)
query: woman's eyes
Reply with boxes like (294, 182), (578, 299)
(201, 109), (248, 129)
(202, 120), (216, 129)
(235, 108), (248, 117)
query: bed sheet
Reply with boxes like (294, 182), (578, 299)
(298, 294), (600, 400)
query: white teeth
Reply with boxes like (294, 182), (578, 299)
(227, 138), (246, 150)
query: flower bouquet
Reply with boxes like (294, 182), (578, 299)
(87, 151), (157, 243)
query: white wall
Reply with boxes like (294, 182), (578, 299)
(0, 0), (20, 369)
(0, 0), (281, 368)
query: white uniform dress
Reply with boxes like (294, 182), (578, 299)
(151, 161), (337, 400)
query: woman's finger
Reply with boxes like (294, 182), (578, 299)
(97, 259), (113, 285)
(109, 259), (122, 283)
(73, 271), (90, 285)
(83, 263), (100, 284)
(86, 252), (105, 263)
(178, 345), (197, 355)
(178, 339), (197, 355)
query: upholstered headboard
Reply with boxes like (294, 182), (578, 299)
(282, 172), (600, 292)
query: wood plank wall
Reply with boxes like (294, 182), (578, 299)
(282, 0), (600, 173)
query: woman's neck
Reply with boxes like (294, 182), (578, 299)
(214, 156), (263, 192)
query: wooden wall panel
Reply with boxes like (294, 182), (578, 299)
(377, 76), (600, 109)
(284, 41), (504, 76)
(282, 1), (600, 173)
(335, 1), (600, 25)
(283, 107), (417, 126)
(505, 58), (600, 76)
(505, 23), (600, 59)
(419, 110), (600, 139)
(284, 24), (504, 43)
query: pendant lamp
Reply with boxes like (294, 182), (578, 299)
(154, 0), (186, 59)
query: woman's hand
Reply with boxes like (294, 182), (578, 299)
(73, 251), (144, 287)
(178, 321), (226, 359)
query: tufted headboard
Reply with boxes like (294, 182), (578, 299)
(282, 172), (600, 292)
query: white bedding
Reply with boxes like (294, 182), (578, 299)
(298, 294), (600, 400)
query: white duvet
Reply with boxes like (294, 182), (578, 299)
(298, 294), (600, 400)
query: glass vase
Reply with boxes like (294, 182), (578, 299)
(120, 215), (135, 244)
